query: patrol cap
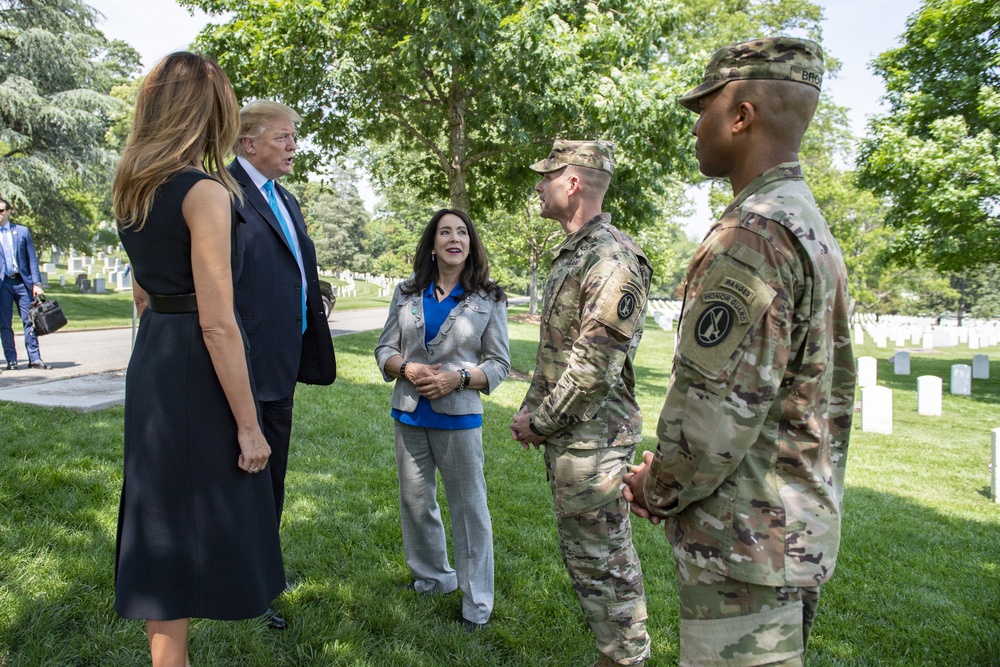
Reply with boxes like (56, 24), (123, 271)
(529, 139), (615, 175)
(678, 36), (825, 112)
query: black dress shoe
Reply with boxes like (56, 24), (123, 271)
(5, 361), (17, 370)
(28, 360), (52, 370)
(264, 607), (286, 630)
(460, 618), (487, 633)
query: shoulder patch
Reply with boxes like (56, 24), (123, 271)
(694, 303), (735, 347)
(678, 255), (776, 379)
(596, 264), (647, 339)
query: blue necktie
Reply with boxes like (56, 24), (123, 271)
(0, 227), (13, 277)
(263, 181), (307, 333)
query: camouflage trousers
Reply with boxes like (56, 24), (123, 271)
(675, 559), (820, 667)
(544, 444), (650, 666)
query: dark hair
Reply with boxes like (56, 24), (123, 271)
(0, 197), (9, 211)
(401, 209), (505, 303)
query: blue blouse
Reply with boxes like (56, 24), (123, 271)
(391, 282), (483, 430)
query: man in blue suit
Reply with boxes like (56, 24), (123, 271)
(0, 197), (52, 371)
(229, 101), (336, 628)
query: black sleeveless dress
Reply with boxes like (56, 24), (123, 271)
(114, 169), (284, 620)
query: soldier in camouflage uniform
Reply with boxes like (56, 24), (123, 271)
(624, 38), (856, 666)
(510, 140), (652, 667)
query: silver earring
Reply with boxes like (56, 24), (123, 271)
(431, 252), (436, 262)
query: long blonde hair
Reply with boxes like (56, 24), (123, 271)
(113, 52), (242, 229)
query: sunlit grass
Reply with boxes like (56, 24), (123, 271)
(1, 324), (998, 665)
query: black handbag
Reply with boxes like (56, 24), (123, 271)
(29, 295), (68, 335)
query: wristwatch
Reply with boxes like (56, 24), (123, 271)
(455, 368), (470, 392)
(399, 360), (410, 379)
(529, 419), (542, 436)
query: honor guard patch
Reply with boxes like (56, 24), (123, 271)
(617, 291), (637, 320)
(597, 264), (647, 339)
(694, 303), (734, 347)
(678, 253), (776, 379)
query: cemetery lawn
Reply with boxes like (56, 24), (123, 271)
(2, 324), (999, 665)
(32, 282), (392, 331)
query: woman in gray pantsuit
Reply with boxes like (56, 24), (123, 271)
(375, 208), (509, 631)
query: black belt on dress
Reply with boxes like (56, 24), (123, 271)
(147, 293), (198, 313)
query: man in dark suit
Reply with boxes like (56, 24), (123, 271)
(0, 197), (52, 371)
(229, 101), (336, 628)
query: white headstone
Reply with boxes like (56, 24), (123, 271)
(94, 277), (106, 294)
(69, 258), (83, 273)
(117, 270), (132, 290)
(59, 274), (66, 287)
(853, 323), (864, 345)
(951, 364), (972, 396)
(922, 333), (934, 349)
(861, 386), (893, 434)
(894, 351), (910, 375)
(969, 332), (980, 350)
(973, 354), (990, 379)
(42, 262), (56, 274)
(857, 356), (878, 388)
(934, 330), (957, 347)
(917, 376), (942, 416)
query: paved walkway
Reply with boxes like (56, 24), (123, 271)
(0, 307), (389, 412)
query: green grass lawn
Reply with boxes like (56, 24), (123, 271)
(2, 323), (999, 665)
(18, 281), (392, 333)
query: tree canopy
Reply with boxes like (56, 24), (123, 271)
(857, 0), (1000, 272)
(183, 0), (697, 231)
(0, 0), (140, 248)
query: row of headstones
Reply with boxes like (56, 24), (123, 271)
(649, 300), (681, 332)
(858, 355), (990, 434)
(854, 312), (1000, 328)
(853, 322), (1000, 349)
(49, 270), (133, 293)
(332, 285), (357, 297)
(377, 277), (404, 297)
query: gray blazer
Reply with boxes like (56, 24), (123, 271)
(375, 283), (510, 416)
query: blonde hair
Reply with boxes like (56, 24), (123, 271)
(113, 52), (242, 229)
(234, 100), (302, 157)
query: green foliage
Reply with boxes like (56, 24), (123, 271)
(857, 0), (1000, 272)
(0, 0), (141, 248)
(285, 164), (371, 274)
(184, 0), (692, 225)
(2, 324), (1000, 664)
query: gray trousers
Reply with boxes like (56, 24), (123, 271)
(394, 421), (494, 623)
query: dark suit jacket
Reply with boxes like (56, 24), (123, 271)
(229, 159), (336, 401)
(2, 223), (41, 286)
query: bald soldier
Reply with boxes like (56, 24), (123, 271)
(624, 38), (856, 666)
(511, 140), (652, 667)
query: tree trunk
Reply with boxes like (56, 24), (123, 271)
(446, 67), (468, 211)
(529, 253), (539, 315)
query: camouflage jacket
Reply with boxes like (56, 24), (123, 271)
(642, 163), (856, 587)
(521, 213), (652, 450)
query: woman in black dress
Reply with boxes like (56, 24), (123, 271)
(112, 52), (284, 666)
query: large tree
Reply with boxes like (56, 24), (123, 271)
(182, 0), (694, 227)
(286, 164), (371, 274)
(0, 0), (140, 249)
(857, 0), (1000, 272)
